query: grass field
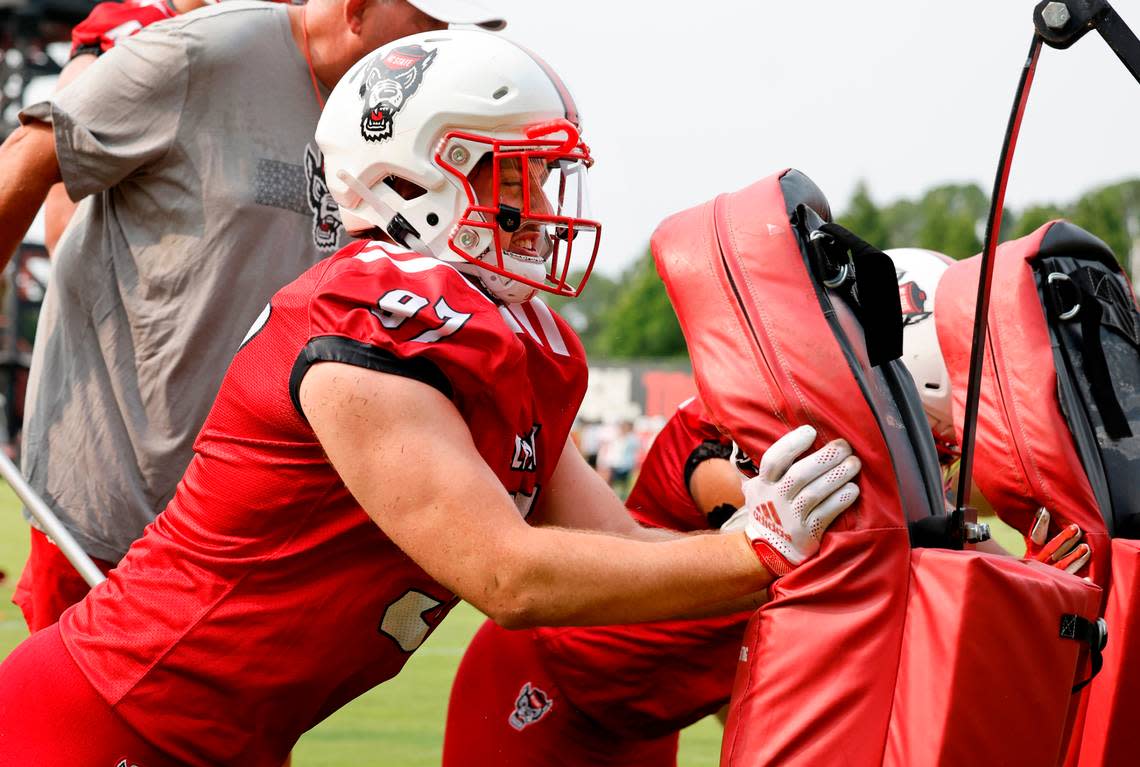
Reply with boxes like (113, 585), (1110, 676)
(0, 484), (724, 766)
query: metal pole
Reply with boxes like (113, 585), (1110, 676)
(0, 451), (106, 587)
(954, 35), (1043, 525)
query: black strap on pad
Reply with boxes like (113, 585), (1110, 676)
(1047, 266), (1136, 439)
(807, 221), (903, 367)
(1060, 614), (1108, 693)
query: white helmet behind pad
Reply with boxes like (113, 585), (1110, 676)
(316, 30), (600, 302)
(888, 248), (955, 449)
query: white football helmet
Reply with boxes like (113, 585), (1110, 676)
(887, 248), (956, 454)
(316, 30), (600, 303)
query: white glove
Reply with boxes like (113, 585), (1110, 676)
(722, 425), (861, 577)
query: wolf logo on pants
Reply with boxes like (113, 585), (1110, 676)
(508, 682), (552, 730)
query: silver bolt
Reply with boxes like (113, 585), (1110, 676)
(1042, 2), (1071, 30)
(448, 145), (470, 165)
(458, 229), (479, 248)
(964, 521), (992, 544)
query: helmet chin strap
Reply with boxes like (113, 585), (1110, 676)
(338, 169), (543, 305)
(468, 254), (542, 304)
(336, 170), (434, 259)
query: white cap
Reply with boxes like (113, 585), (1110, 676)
(408, 0), (507, 30)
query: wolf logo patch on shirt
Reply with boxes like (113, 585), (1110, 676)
(357, 44), (437, 142)
(304, 144), (344, 251)
(508, 682), (553, 731)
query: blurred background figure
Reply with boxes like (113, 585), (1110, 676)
(600, 420), (641, 495)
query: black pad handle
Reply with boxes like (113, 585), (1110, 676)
(809, 221), (904, 368)
(1061, 614), (1108, 693)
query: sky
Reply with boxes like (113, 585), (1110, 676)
(490, 0), (1140, 275)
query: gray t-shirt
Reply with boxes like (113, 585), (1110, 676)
(20, 2), (347, 561)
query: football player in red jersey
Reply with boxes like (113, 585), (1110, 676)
(0, 31), (862, 765)
(443, 396), (755, 767)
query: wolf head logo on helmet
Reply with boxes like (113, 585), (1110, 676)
(508, 682), (552, 730)
(317, 31), (602, 304)
(896, 271), (933, 326)
(304, 145), (344, 251)
(357, 45), (437, 142)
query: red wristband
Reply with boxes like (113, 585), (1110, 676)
(750, 539), (794, 578)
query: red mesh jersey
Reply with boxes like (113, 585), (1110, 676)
(532, 398), (749, 740)
(58, 240), (587, 766)
(624, 396), (725, 531)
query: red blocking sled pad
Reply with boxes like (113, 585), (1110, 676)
(651, 170), (1102, 766)
(1082, 539), (1140, 766)
(936, 223), (1140, 766)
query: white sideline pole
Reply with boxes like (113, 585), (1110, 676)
(0, 451), (106, 587)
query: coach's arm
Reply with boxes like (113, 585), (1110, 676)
(300, 362), (773, 630)
(41, 54), (96, 255)
(0, 121), (61, 265)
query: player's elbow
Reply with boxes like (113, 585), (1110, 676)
(472, 564), (547, 630)
(464, 545), (561, 630)
(484, 601), (542, 631)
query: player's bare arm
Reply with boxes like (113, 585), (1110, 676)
(688, 452), (769, 617)
(301, 360), (774, 628)
(532, 432), (744, 542)
(529, 421), (771, 618)
(531, 437), (677, 541)
(0, 121), (61, 265)
(690, 456), (745, 520)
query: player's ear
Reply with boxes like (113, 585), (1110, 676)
(344, 0), (369, 36)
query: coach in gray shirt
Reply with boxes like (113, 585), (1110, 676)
(0, 0), (506, 630)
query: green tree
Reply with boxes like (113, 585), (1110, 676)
(593, 251), (686, 359)
(837, 181), (891, 249)
(1010, 204), (1067, 240)
(880, 198), (923, 252)
(1071, 186), (1131, 265)
(913, 184), (988, 259)
(544, 270), (619, 354)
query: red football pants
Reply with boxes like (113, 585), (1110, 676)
(12, 527), (116, 632)
(0, 623), (180, 765)
(442, 620), (680, 767)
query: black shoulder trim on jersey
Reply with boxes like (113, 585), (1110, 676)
(289, 336), (453, 419)
(683, 439), (734, 498)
